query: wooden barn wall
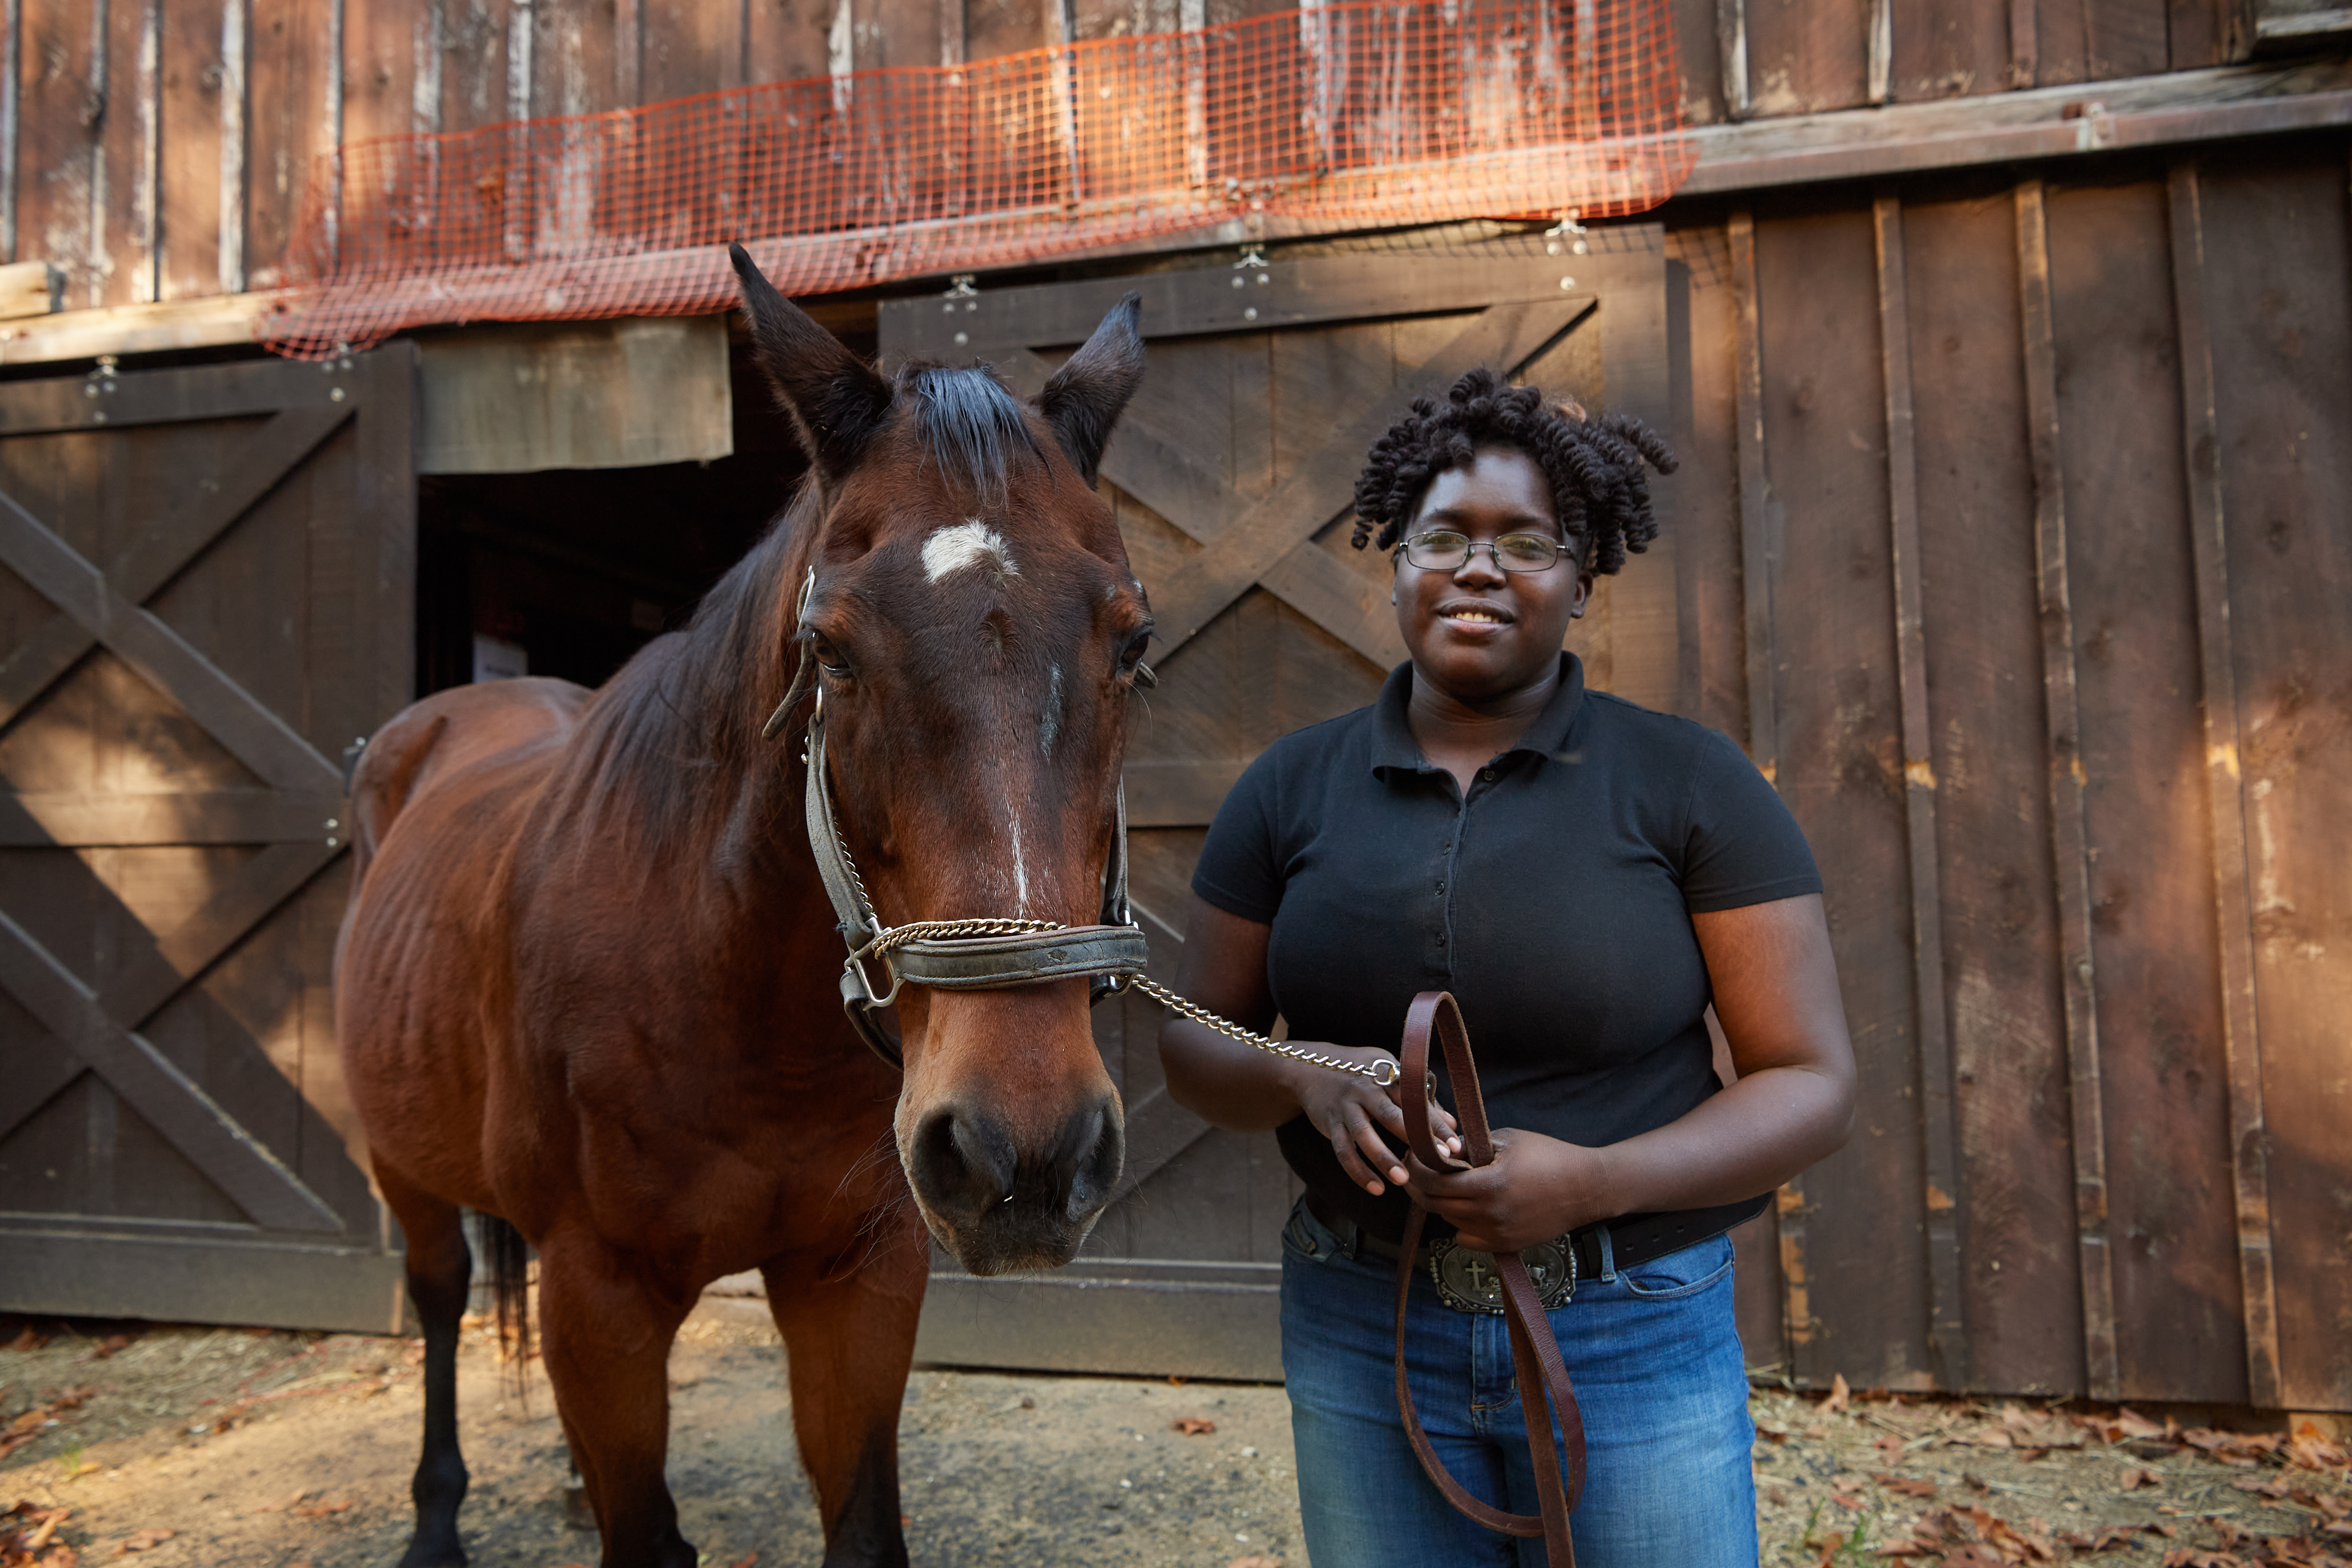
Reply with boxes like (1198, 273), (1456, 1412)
(1, 0), (2284, 309)
(1671, 131), (2351, 1408)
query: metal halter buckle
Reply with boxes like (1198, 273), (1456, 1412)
(1426, 1235), (1577, 1315)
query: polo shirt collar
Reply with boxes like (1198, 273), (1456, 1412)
(1369, 653), (1589, 777)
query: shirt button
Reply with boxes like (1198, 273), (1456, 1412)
(1478, 767), (1496, 782)
(1435, 882), (1445, 894)
(1436, 931), (1447, 945)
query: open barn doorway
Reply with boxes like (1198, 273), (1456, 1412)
(411, 329), (825, 702)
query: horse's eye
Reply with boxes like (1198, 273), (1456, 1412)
(1118, 629), (1154, 682)
(811, 636), (852, 678)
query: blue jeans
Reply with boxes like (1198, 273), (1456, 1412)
(1280, 1199), (1758, 1568)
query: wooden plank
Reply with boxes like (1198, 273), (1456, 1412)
(1145, 299), (1589, 662)
(883, 247), (1657, 358)
(1729, 211), (1775, 777)
(1754, 204), (1928, 1390)
(2170, 0), (2249, 65)
(1674, 65), (2352, 197)
(0, 491), (343, 790)
(14, 0), (92, 305)
(339, 0), (421, 156)
(1679, 235), (1745, 741)
(0, 259), (58, 318)
(745, 0), (833, 82)
(1716, 0), (1751, 119)
(0, 0), (19, 265)
(2180, 147), (2352, 1412)
(1903, 188), (2081, 1398)
(245, 0), (331, 292)
(2043, 174), (2239, 1405)
(157, 0), (228, 300)
(0, 406), (350, 730)
(416, 316), (731, 473)
(0, 904), (342, 1231)
(1739, 0), (1870, 116)
(642, 0), (737, 100)
(1892, 0), (2008, 100)
(2163, 157), (2270, 1408)
(0, 1227), (406, 1331)
(2016, 178), (2119, 1401)
(353, 340), (415, 734)
(1872, 191), (1965, 1390)
(0, 789), (343, 845)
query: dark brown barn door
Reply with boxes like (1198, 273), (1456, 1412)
(0, 349), (416, 1333)
(883, 243), (1678, 1377)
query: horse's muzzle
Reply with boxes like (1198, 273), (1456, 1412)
(906, 1096), (1124, 1274)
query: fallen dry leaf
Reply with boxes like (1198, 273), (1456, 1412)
(2119, 1466), (2158, 1490)
(112, 1528), (174, 1554)
(1172, 1417), (1217, 1435)
(1821, 1373), (1851, 1415)
(1875, 1473), (1936, 1498)
(290, 1499), (354, 1519)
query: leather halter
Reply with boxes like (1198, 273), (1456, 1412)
(780, 569), (1149, 1070)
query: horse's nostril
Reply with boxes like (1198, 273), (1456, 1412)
(913, 1108), (1014, 1222)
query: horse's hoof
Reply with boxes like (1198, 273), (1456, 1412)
(395, 1539), (466, 1568)
(564, 1482), (596, 1531)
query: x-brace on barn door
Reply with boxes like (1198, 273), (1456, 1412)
(0, 349), (416, 1332)
(879, 240), (1678, 1377)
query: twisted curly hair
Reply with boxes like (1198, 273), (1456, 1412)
(1350, 368), (1678, 576)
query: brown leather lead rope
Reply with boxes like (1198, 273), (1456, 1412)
(1394, 990), (1587, 1566)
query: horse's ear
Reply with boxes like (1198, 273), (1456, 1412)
(1036, 293), (1144, 486)
(730, 242), (893, 487)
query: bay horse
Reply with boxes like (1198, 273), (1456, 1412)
(335, 245), (1152, 1568)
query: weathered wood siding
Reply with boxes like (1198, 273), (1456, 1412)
(0, 0), (2301, 309)
(1677, 131), (2351, 1407)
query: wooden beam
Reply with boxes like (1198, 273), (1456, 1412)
(2009, 0), (2039, 87)
(2164, 157), (2280, 1412)
(2015, 177), (2120, 1401)
(1729, 210), (1776, 784)
(0, 789), (344, 846)
(1677, 62), (2352, 197)
(1728, 205), (1811, 1383)
(1873, 191), (1966, 1390)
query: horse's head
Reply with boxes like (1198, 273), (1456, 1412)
(733, 246), (1149, 1276)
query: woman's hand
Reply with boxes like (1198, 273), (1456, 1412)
(1404, 1128), (1611, 1253)
(1286, 1051), (1461, 1197)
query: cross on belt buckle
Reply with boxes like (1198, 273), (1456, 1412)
(1426, 1235), (1578, 1315)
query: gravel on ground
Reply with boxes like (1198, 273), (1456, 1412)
(3, 1307), (2346, 1567)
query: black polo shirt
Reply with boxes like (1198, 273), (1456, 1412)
(1191, 654), (1821, 1244)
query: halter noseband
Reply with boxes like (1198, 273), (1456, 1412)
(780, 568), (1148, 1071)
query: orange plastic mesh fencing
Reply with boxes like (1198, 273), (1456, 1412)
(261, 0), (1688, 357)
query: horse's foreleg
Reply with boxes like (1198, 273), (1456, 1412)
(536, 1235), (696, 1568)
(377, 1167), (472, 1568)
(763, 1218), (928, 1568)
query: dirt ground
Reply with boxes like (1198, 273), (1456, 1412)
(4, 1304), (2347, 1568)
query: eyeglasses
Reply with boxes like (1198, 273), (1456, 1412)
(1401, 528), (1567, 573)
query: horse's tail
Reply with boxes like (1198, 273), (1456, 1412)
(346, 710), (451, 894)
(477, 1211), (535, 1378)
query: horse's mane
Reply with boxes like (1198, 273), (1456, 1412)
(551, 363), (1042, 861)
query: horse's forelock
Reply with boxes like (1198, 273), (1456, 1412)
(901, 365), (1043, 504)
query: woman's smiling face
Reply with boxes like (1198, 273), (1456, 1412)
(1392, 444), (1591, 707)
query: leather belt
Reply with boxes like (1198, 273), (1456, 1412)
(1303, 1188), (1767, 1309)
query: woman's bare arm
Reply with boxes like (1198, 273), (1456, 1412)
(1157, 896), (1454, 1196)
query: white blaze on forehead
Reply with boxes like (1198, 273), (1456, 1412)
(922, 520), (1019, 584)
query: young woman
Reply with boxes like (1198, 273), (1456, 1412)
(1157, 369), (1856, 1565)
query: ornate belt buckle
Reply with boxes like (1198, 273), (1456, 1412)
(1427, 1235), (1577, 1315)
